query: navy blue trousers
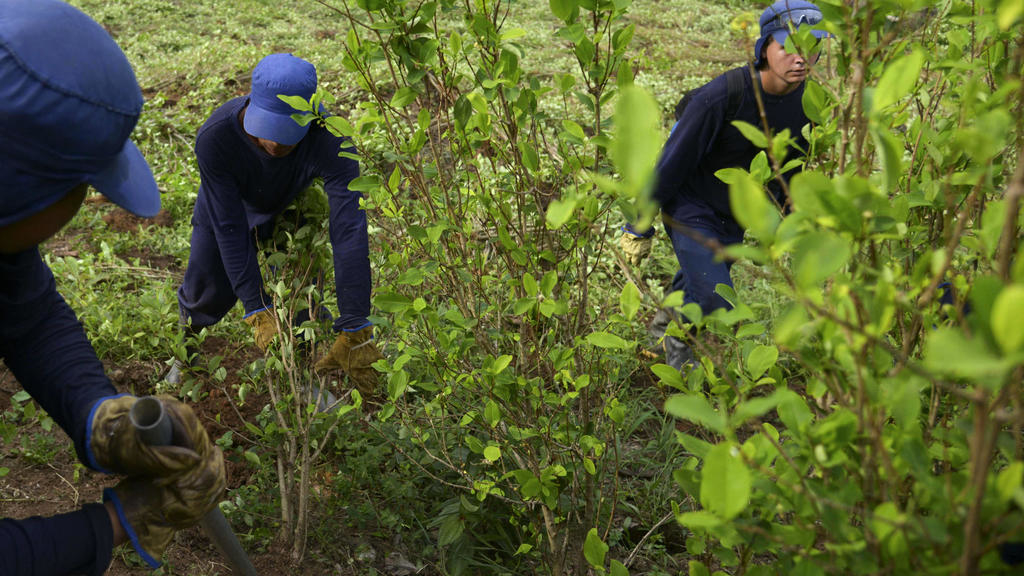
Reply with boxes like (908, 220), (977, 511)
(665, 214), (744, 316)
(177, 218), (331, 330)
(177, 221), (252, 329)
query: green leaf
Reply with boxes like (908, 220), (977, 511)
(483, 445), (501, 461)
(489, 355), (513, 375)
(277, 94), (311, 112)
(802, 79), (827, 124)
(689, 561), (711, 576)
(484, 400), (501, 427)
(610, 559), (629, 576)
(871, 502), (905, 541)
(562, 119), (586, 140)
(522, 273), (539, 297)
(998, 0), (1024, 29)
(586, 331), (631, 349)
(324, 115), (353, 137)
(611, 86), (662, 199)
(389, 86), (418, 108)
(374, 292), (413, 313)
(244, 450), (261, 467)
(546, 197), (577, 229)
(676, 510), (723, 529)
(651, 363), (686, 391)
(664, 394), (726, 434)
(438, 514), (464, 546)
(776, 389), (814, 432)
(700, 442), (751, 520)
(731, 120), (768, 148)
(732, 391), (785, 424)
(871, 126), (903, 194)
(736, 323), (765, 339)
(791, 231), (852, 289)
(549, 0), (577, 22)
(745, 345), (778, 380)
(872, 49), (924, 113)
(583, 528), (608, 569)
(620, 282), (641, 320)
(924, 328), (1009, 383)
(519, 140), (540, 172)
(997, 462), (1024, 503)
(729, 171), (779, 241)
(992, 285), (1024, 353)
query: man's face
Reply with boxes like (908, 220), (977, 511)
(254, 137), (297, 158)
(764, 37), (820, 86)
(0, 182), (88, 254)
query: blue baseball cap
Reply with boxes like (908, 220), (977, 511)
(0, 0), (160, 228)
(754, 0), (832, 66)
(243, 53), (318, 146)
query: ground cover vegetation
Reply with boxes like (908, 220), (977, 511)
(0, 0), (1022, 574)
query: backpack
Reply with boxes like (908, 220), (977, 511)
(673, 66), (747, 123)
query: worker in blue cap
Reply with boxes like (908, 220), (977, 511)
(167, 52), (382, 396)
(620, 0), (832, 369)
(0, 1), (225, 573)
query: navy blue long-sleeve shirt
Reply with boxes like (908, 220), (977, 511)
(1, 248), (117, 575)
(652, 66), (808, 225)
(192, 97), (369, 330)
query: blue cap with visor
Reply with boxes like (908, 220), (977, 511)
(754, 0), (832, 66)
(243, 53), (318, 146)
(0, 0), (160, 228)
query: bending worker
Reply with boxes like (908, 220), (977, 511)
(0, 1), (225, 574)
(623, 0), (831, 369)
(168, 53), (381, 395)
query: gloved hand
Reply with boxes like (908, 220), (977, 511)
(90, 394), (215, 477)
(244, 308), (279, 352)
(314, 326), (383, 397)
(619, 231), (653, 266)
(103, 444), (225, 567)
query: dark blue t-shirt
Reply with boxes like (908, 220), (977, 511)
(192, 97), (369, 329)
(653, 66), (808, 225)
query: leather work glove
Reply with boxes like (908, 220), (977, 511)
(90, 394), (216, 478)
(103, 445), (226, 567)
(619, 230), (653, 266)
(244, 308), (279, 352)
(314, 326), (383, 397)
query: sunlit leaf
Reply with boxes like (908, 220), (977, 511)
(700, 442), (751, 520)
(872, 49), (924, 112)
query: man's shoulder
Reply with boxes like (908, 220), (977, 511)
(701, 66), (752, 99)
(197, 97), (247, 143)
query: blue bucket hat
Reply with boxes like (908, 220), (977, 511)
(0, 0), (160, 228)
(754, 0), (832, 66)
(243, 53), (318, 146)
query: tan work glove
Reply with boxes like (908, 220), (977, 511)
(314, 326), (383, 398)
(619, 232), (653, 266)
(244, 308), (279, 352)
(89, 394), (215, 477)
(103, 445), (226, 567)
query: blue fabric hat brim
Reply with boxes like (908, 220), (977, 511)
(86, 139), (161, 218)
(0, 0), (160, 225)
(243, 101), (311, 146)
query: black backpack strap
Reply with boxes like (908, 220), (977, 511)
(722, 67), (746, 121)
